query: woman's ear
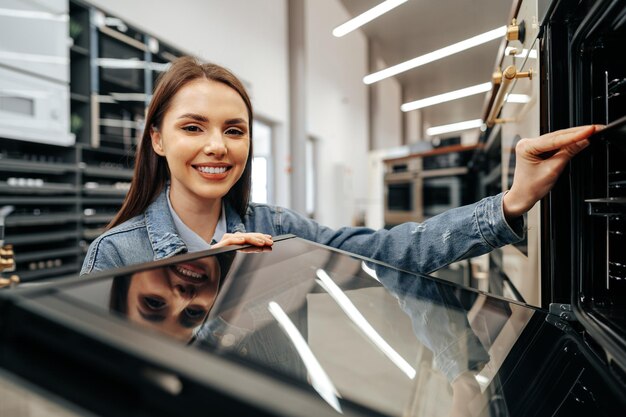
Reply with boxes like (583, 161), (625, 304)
(150, 126), (166, 156)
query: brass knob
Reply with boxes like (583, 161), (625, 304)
(506, 18), (526, 43)
(0, 274), (20, 289)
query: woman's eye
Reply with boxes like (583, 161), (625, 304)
(182, 125), (202, 132)
(184, 307), (207, 319)
(225, 127), (244, 136)
(143, 296), (166, 310)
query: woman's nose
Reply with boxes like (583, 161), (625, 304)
(174, 284), (196, 299)
(203, 132), (227, 157)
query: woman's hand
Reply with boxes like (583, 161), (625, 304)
(211, 232), (273, 249)
(503, 125), (602, 219)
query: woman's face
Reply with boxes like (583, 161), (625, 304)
(151, 78), (250, 206)
(127, 257), (221, 341)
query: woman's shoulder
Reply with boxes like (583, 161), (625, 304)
(81, 214), (150, 275)
(95, 214), (147, 240)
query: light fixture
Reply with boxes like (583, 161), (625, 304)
(426, 119), (484, 136)
(364, 26), (506, 84)
(401, 82), (492, 112)
(332, 0), (408, 38)
(504, 46), (537, 59)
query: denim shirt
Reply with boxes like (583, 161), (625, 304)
(81, 189), (523, 275)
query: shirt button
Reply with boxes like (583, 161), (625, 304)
(221, 334), (235, 347)
(240, 347), (248, 356)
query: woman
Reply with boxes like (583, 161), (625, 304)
(81, 56), (599, 276)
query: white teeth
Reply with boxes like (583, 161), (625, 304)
(175, 265), (204, 279)
(196, 166), (227, 174)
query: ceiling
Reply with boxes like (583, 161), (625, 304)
(339, 0), (513, 133)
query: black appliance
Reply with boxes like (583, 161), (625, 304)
(1, 235), (625, 416)
(539, 0), (626, 385)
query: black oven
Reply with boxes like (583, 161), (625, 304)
(538, 0), (626, 408)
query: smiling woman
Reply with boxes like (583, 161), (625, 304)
(81, 56), (598, 297)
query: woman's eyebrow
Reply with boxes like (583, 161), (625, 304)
(177, 113), (209, 123)
(225, 118), (247, 126)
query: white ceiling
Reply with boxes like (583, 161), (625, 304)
(339, 0), (512, 130)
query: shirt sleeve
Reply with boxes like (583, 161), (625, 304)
(276, 192), (524, 274)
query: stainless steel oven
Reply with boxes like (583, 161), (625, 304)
(383, 157), (422, 227)
(422, 175), (461, 218)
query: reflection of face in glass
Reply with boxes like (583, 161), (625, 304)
(125, 257), (221, 341)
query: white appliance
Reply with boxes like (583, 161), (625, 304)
(0, 0), (74, 146)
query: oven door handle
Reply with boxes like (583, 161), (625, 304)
(486, 65), (533, 128)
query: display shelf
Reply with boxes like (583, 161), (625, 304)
(82, 187), (128, 196)
(82, 227), (105, 241)
(0, 0), (185, 283)
(18, 263), (80, 282)
(82, 214), (115, 224)
(15, 247), (80, 263)
(0, 183), (77, 194)
(81, 166), (134, 179)
(6, 214), (78, 227)
(70, 44), (89, 56)
(9, 231), (78, 246)
(82, 197), (125, 205)
(70, 92), (90, 103)
(0, 197), (77, 205)
(0, 159), (76, 174)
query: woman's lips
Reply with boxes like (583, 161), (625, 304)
(193, 165), (231, 180)
(170, 264), (208, 283)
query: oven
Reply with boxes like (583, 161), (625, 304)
(422, 175), (461, 218)
(540, 0), (626, 375)
(383, 157), (422, 227)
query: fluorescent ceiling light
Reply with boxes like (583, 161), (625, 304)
(316, 269), (416, 379)
(504, 46), (537, 59)
(426, 119), (483, 136)
(268, 301), (342, 413)
(333, 0), (407, 37)
(506, 93), (531, 103)
(401, 82), (492, 112)
(364, 26), (506, 84)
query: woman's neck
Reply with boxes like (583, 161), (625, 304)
(168, 187), (222, 244)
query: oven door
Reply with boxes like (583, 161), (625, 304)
(384, 171), (422, 226)
(0, 66), (73, 146)
(422, 176), (461, 218)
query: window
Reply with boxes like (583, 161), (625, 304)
(251, 120), (273, 204)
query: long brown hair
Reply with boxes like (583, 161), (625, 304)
(107, 56), (254, 229)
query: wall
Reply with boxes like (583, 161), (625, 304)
(305, 0), (369, 228)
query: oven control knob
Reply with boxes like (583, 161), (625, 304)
(506, 18), (526, 44)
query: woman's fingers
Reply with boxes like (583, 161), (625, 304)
(212, 232), (273, 249)
(521, 125), (597, 155)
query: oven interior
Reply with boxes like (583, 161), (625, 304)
(570, 0), (626, 343)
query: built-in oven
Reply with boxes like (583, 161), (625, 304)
(383, 157), (422, 227)
(422, 175), (461, 218)
(540, 0), (626, 382)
